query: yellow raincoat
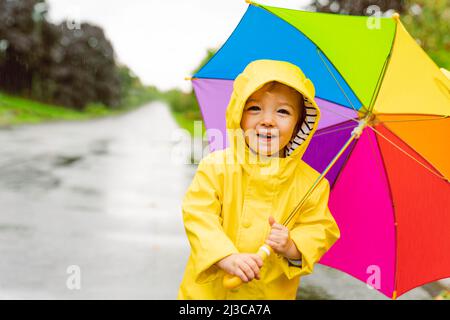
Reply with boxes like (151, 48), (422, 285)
(178, 59), (340, 299)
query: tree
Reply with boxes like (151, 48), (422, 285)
(38, 22), (121, 109)
(308, 0), (405, 15)
(0, 0), (48, 94)
(0, 0), (123, 110)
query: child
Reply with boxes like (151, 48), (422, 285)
(178, 59), (340, 299)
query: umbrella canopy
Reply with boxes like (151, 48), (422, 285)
(189, 1), (450, 299)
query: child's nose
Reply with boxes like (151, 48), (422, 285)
(260, 113), (275, 126)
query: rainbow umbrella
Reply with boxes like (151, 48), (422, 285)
(188, 1), (450, 299)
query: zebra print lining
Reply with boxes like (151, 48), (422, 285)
(285, 96), (317, 157)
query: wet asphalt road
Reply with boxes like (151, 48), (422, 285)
(0, 102), (194, 299)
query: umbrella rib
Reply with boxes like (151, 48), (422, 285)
(313, 125), (358, 138)
(371, 127), (399, 299)
(315, 102), (361, 124)
(367, 51), (392, 114)
(316, 48), (360, 114)
(377, 115), (449, 123)
(367, 15), (397, 116)
(368, 125), (449, 182)
(365, 126), (395, 202)
(367, 125), (400, 300)
(283, 127), (361, 227)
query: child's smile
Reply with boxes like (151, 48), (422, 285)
(240, 81), (304, 158)
(256, 128), (277, 143)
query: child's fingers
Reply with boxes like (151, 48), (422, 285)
(270, 233), (289, 243)
(270, 223), (285, 230)
(265, 239), (280, 252)
(234, 268), (249, 283)
(238, 260), (256, 281)
(268, 232), (283, 240)
(268, 230), (283, 239)
(269, 217), (286, 229)
(269, 228), (289, 240)
(243, 256), (261, 280)
(268, 216), (276, 226)
(250, 254), (263, 268)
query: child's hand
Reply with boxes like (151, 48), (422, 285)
(265, 216), (300, 260)
(216, 253), (263, 283)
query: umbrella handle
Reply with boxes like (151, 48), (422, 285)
(223, 244), (272, 289)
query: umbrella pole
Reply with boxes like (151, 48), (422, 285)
(283, 116), (369, 227)
(223, 117), (370, 290)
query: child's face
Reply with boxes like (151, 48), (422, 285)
(240, 82), (303, 157)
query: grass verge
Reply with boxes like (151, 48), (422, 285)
(0, 92), (149, 127)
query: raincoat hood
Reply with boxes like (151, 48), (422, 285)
(225, 59), (321, 175)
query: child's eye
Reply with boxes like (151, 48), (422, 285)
(247, 106), (260, 111)
(278, 109), (290, 115)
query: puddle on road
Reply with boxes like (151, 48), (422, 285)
(0, 224), (30, 233)
(0, 164), (61, 191)
(53, 155), (84, 167)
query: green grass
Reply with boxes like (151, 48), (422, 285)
(0, 92), (146, 126)
(0, 90), (207, 139)
(171, 110), (206, 137)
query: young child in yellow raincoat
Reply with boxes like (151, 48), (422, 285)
(178, 59), (340, 299)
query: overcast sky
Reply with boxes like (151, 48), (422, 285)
(47, 0), (310, 92)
